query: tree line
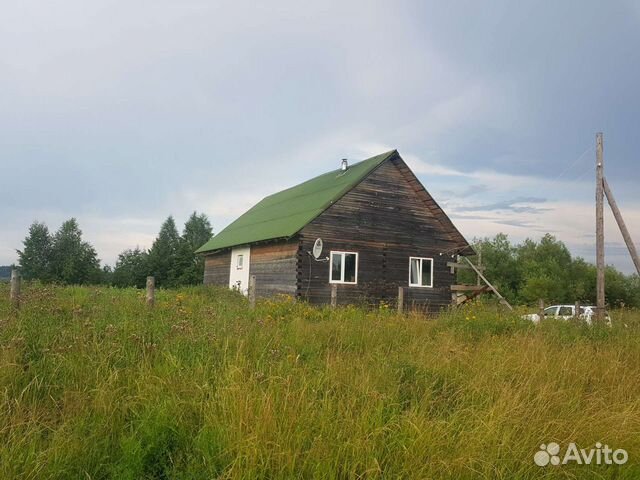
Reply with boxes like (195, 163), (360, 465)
(17, 213), (212, 288)
(16, 219), (639, 306)
(460, 233), (640, 307)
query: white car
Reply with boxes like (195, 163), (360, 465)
(522, 305), (610, 325)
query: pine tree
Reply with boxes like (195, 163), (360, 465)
(174, 212), (213, 285)
(49, 218), (102, 284)
(147, 216), (181, 287)
(182, 212), (213, 252)
(17, 221), (53, 281)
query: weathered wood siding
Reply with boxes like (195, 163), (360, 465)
(298, 156), (461, 311)
(203, 240), (299, 297)
(203, 250), (231, 286)
(249, 240), (299, 298)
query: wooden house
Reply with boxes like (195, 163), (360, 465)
(196, 150), (473, 310)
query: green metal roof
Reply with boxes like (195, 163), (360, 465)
(196, 150), (397, 253)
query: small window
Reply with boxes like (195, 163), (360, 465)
(558, 306), (573, 316)
(409, 257), (433, 288)
(543, 306), (558, 316)
(329, 251), (358, 284)
(236, 254), (244, 270)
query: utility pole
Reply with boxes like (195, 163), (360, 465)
(595, 132), (605, 322)
(603, 178), (640, 276)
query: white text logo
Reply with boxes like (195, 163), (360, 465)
(534, 442), (628, 466)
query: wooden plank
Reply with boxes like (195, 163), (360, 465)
(457, 286), (489, 305)
(447, 262), (483, 270)
(461, 257), (513, 310)
(450, 284), (488, 292)
(447, 262), (485, 272)
(603, 177), (640, 276)
(596, 132), (605, 322)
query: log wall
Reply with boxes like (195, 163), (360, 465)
(203, 250), (231, 286)
(249, 239), (299, 297)
(202, 240), (299, 298)
(298, 156), (462, 311)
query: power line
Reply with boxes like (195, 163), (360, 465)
(548, 146), (593, 188)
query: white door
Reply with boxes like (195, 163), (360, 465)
(229, 246), (250, 295)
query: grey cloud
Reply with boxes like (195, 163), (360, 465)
(459, 184), (490, 198)
(455, 197), (550, 214)
(449, 213), (498, 221)
(439, 184), (490, 200)
(449, 214), (541, 229)
(494, 219), (540, 229)
(1, 0), (639, 274)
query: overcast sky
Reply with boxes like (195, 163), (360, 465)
(2, 1), (640, 272)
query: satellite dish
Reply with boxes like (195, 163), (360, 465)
(312, 238), (323, 259)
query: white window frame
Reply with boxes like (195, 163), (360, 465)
(236, 254), (244, 270)
(329, 251), (358, 284)
(408, 257), (434, 288)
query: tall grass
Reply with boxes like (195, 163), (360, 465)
(0, 283), (639, 479)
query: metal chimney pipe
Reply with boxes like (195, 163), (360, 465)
(341, 158), (348, 171)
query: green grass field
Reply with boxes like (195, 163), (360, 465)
(1, 283), (639, 479)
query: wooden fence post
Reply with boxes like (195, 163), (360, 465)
(248, 275), (256, 309)
(575, 300), (581, 319)
(146, 276), (155, 307)
(10, 269), (20, 309)
(397, 286), (404, 314)
(330, 284), (337, 308)
(538, 299), (545, 321)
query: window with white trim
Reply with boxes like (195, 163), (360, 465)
(409, 257), (433, 287)
(236, 254), (244, 270)
(329, 251), (358, 284)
